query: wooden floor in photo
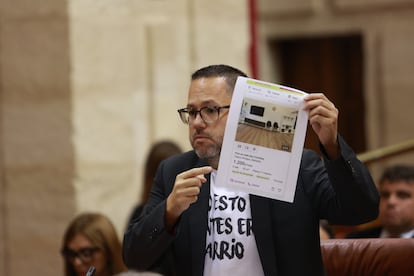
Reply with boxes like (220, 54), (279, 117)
(235, 123), (293, 151)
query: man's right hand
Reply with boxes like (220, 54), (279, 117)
(165, 166), (213, 231)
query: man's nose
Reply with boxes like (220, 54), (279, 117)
(387, 194), (398, 205)
(191, 112), (206, 126)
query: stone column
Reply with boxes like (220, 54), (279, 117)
(0, 1), (75, 274)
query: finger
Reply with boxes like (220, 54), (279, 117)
(308, 105), (338, 120)
(185, 186), (201, 197)
(174, 166), (212, 191)
(303, 93), (334, 111)
(195, 174), (208, 183)
(178, 166), (213, 181)
(303, 92), (327, 102)
(309, 114), (336, 127)
(304, 92), (324, 97)
(304, 99), (335, 113)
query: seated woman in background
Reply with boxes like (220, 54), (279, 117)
(61, 212), (127, 276)
(127, 140), (182, 226)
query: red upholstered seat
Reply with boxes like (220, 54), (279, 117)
(321, 238), (414, 276)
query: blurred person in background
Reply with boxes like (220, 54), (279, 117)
(61, 212), (127, 276)
(127, 140), (182, 226)
(346, 164), (414, 238)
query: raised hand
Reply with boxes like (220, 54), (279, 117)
(165, 166), (213, 230)
(303, 93), (339, 159)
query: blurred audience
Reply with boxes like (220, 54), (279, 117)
(127, 140), (182, 226)
(346, 164), (414, 238)
(61, 212), (127, 276)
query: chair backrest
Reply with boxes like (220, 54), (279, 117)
(320, 238), (414, 276)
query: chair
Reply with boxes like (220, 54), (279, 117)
(320, 238), (414, 276)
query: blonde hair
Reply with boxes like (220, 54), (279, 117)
(61, 212), (127, 276)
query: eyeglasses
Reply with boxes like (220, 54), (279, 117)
(177, 105), (230, 124)
(61, 247), (100, 264)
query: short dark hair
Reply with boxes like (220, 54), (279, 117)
(191, 64), (248, 93)
(379, 164), (414, 186)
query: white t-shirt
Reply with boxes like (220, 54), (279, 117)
(380, 228), (414, 238)
(203, 171), (265, 276)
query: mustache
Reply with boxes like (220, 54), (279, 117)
(192, 131), (211, 139)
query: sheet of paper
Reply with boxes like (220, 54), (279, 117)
(216, 77), (309, 202)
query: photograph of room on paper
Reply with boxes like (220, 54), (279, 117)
(236, 97), (297, 152)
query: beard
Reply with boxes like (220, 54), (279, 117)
(195, 143), (221, 160)
(191, 132), (223, 167)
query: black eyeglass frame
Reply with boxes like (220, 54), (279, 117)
(177, 105), (230, 124)
(61, 246), (101, 264)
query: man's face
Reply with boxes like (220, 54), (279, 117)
(379, 180), (414, 234)
(187, 77), (232, 167)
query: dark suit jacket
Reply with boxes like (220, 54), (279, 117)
(123, 136), (379, 276)
(345, 226), (414, 238)
(345, 226), (382, 238)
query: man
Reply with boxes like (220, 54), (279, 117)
(123, 64), (379, 275)
(346, 164), (414, 238)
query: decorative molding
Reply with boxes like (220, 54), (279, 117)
(258, 0), (314, 18)
(332, 0), (414, 13)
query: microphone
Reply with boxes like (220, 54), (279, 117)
(86, 266), (96, 276)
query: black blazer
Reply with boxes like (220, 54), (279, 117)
(345, 226), (382, 238)
(345, 226), (414, 238)
(123, 136), (379, 276)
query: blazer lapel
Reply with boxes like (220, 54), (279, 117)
(250, 195), (278, 276)
(188, 169), (211, 275)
